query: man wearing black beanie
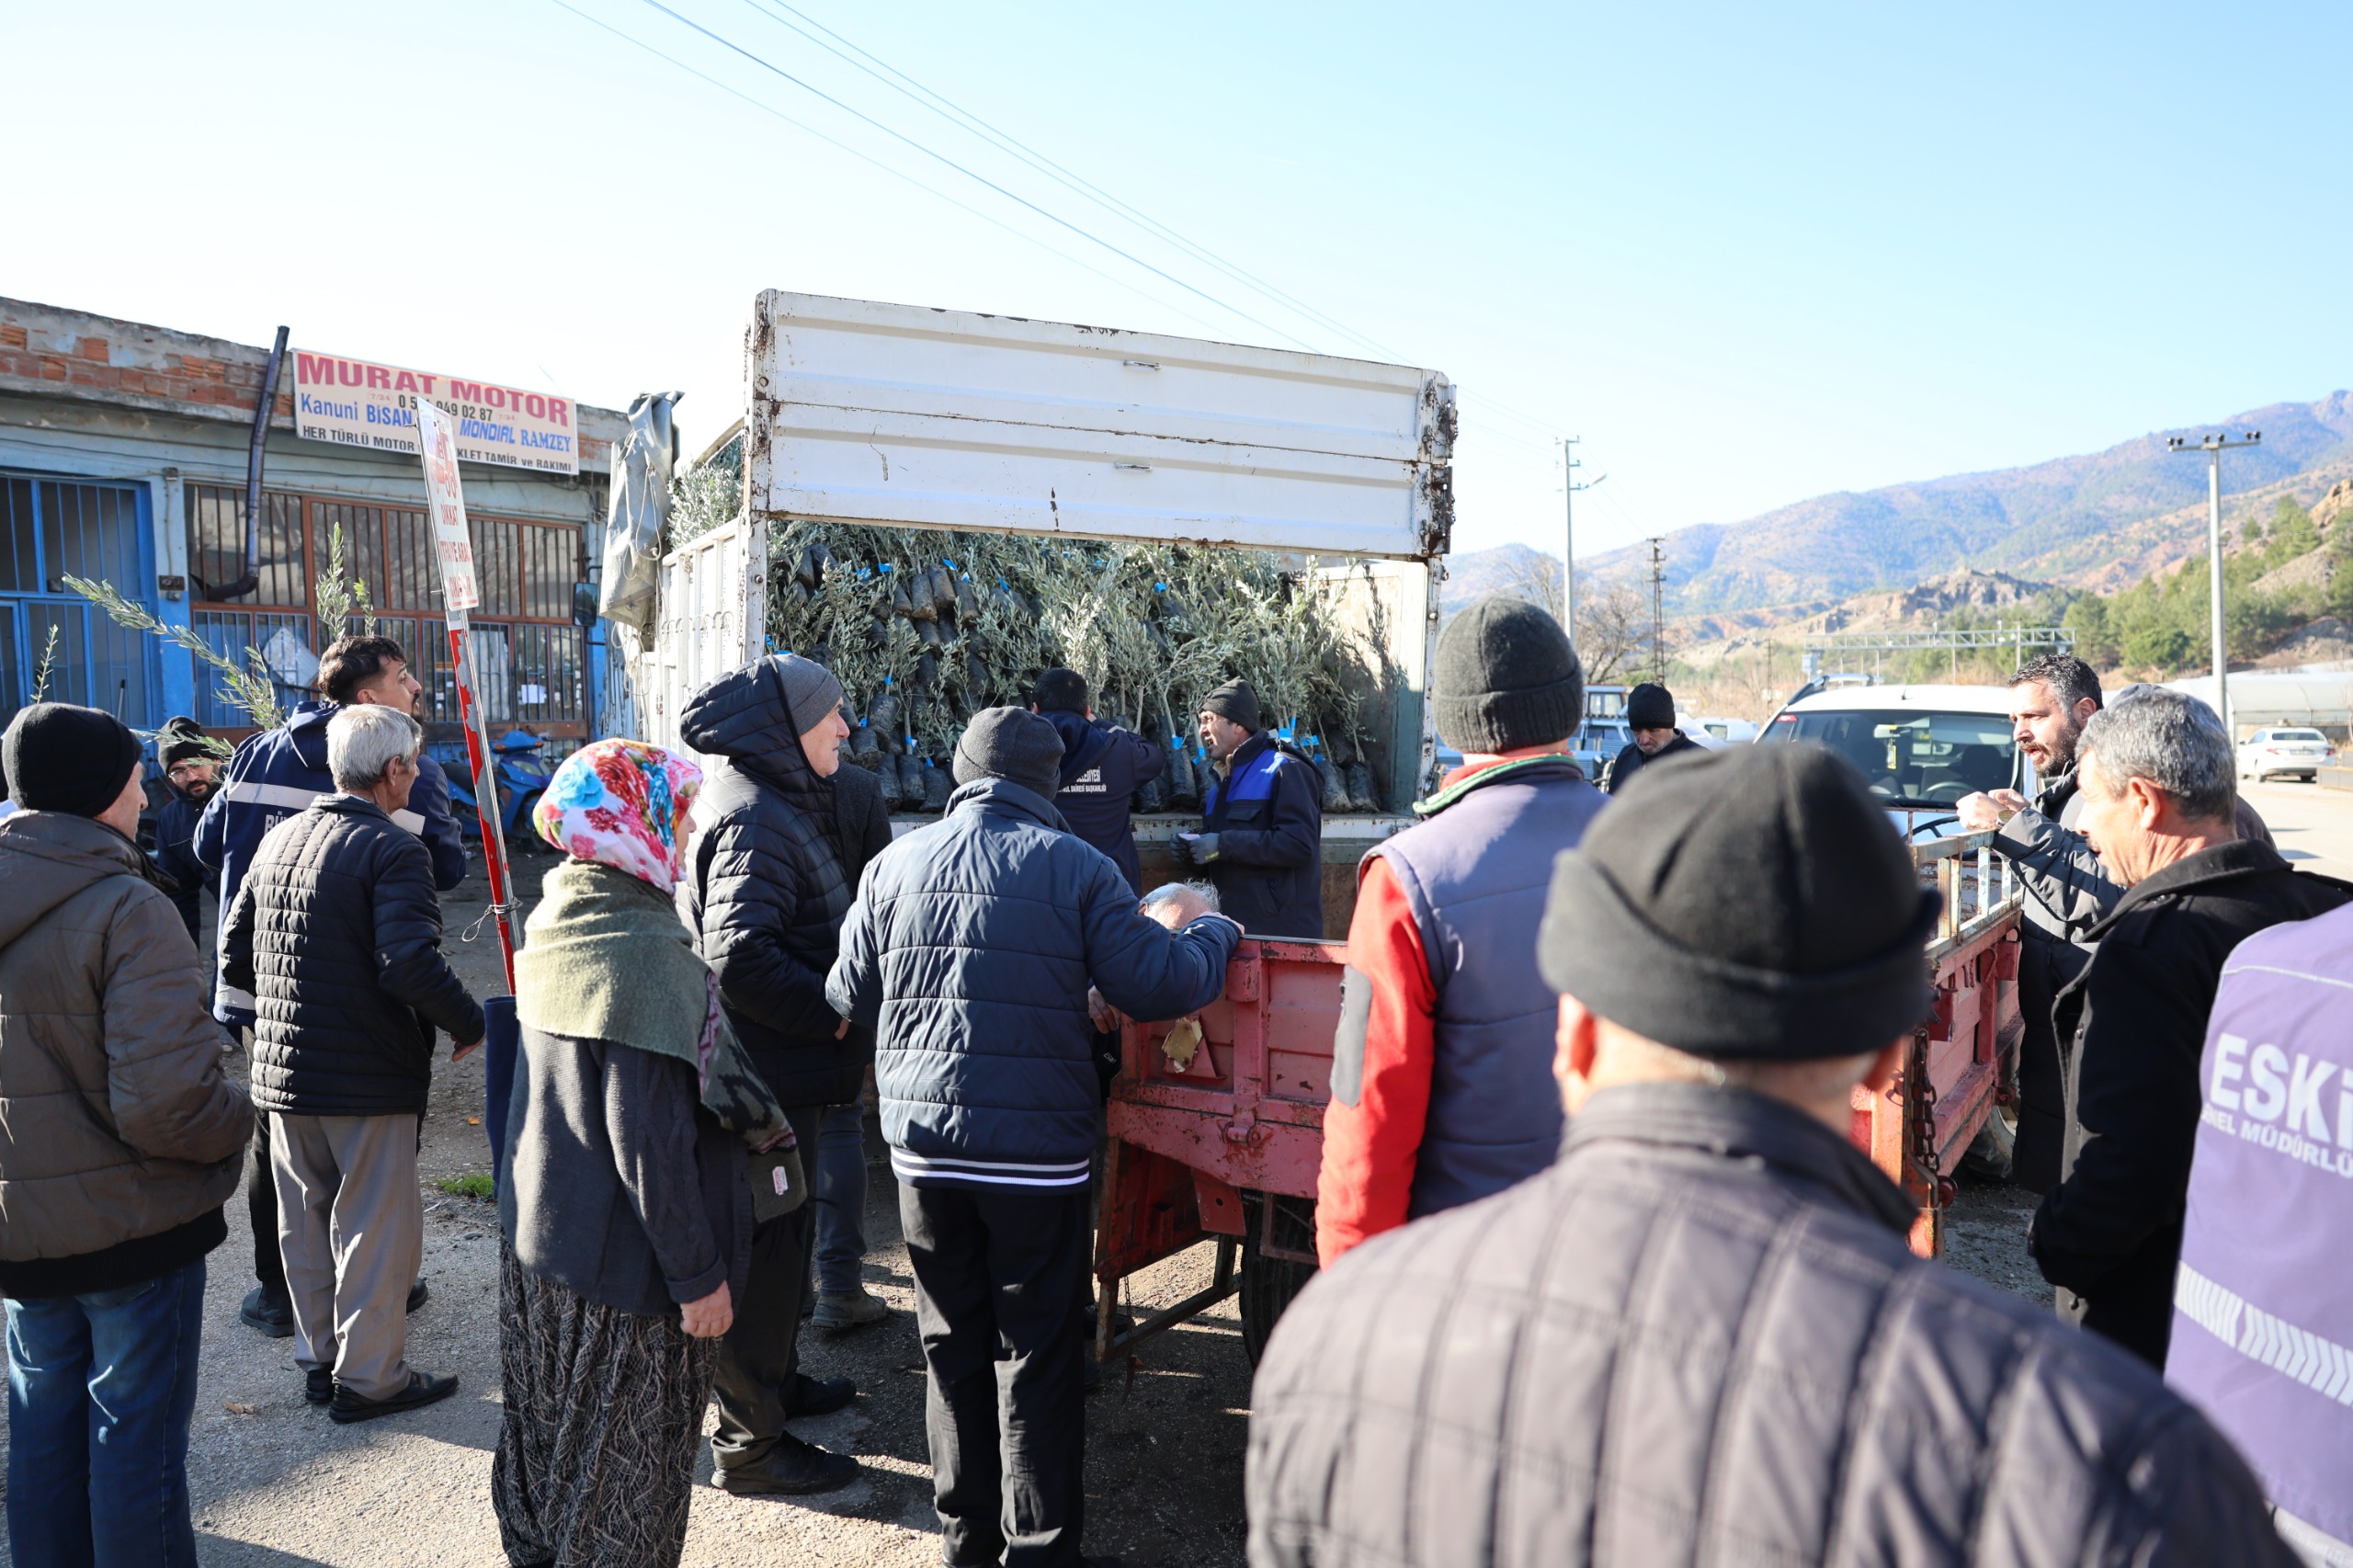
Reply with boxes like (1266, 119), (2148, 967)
(1250, 743), (2297, 1568)
(1179, 676), (1325, 937)
(1314, 595), (1606, 1265)
(0, 703), (254, 1563)
(1603, 679), (1703, 795)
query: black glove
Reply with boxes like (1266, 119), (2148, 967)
(1186, 833), (1221, 864)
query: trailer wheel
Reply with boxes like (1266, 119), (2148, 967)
(1239, 1191), (1318, 1367)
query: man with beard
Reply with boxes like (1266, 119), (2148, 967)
(1957, 653), (2119, 1191)
(153, 716), (222, 944)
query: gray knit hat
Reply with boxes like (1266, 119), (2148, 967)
(952, 707), (1064, 799)
(1431, 597), (1585, 753)
(1538, 744), (1938, 1061)
(767, 653), (846, 736)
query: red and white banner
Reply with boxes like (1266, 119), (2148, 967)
(294, 348), (578, 474)
(414, 401), (482, 612)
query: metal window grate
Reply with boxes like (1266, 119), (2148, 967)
(2, 476), (152, 722)
(187, 486), (308, 608)
(191, 610), (315, 728)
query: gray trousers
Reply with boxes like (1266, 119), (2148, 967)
(271, 1112), (423, 1401)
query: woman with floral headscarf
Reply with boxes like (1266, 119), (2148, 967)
(492, 740), (793, 1568)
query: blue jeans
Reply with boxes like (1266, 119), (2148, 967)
(813, 1103), (870, 1295)
(6, 1257), (207, 1568)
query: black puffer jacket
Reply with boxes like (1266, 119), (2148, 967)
(222, 794), (483, 1117)
(2030, 838), (2350, 1367)
(1249, 1085), (2292, 1568)
(678, 660), (859, 1108)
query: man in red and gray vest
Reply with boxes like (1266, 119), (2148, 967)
(1314, 597), (1608, 1265)
(2170, 899), (2353, 1566)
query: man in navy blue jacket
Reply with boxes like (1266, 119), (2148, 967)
(828, 707), (1239, 1568)
(1030, 666), (1164, 895)
(194, 634), (466, 1337)
(1176, 678), (1325, 938)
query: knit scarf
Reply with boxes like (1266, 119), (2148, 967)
(516, 858), (789, 1150)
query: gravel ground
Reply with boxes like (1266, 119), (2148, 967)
(3, 855), (2063, 1566)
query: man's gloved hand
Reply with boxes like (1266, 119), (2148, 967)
(1179, 833), (1221, 865)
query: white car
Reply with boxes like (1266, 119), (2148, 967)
(1759, 682), (2029, 836)
(2238, 727), (2336, 783)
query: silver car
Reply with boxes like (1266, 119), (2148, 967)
(2237, 726), (2336, 783)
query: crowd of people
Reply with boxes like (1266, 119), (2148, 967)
(1, 606), (2347, 1567)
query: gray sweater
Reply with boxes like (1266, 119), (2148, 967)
(498, 1024), (751, 1318)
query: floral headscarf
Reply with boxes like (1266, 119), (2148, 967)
(533, 739), (703, 893)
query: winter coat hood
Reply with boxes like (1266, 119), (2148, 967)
(678, 659), (828, 802)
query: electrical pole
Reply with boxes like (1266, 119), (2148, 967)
(1645, 536), (1666, 684)
(1559, 437), (1603, 649)
(2167, 429), (2261, 738)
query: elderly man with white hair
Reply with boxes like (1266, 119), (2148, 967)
(222, 702), (485, 1423)
(2028, 687), (2348, 1369)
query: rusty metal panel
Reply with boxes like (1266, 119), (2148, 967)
(745, 291), (1454, 561)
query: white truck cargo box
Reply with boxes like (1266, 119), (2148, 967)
(745, 291), (1455, 561)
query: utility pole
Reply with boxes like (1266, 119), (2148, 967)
(1559, 437), (1604, 648)
(1645, 536), (1666, 684)
(2167, 429), (2262, 738)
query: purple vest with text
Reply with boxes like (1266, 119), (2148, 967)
(2168, 901), (2353, 1541)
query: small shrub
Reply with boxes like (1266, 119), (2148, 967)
(436, 1173), (494, 1200)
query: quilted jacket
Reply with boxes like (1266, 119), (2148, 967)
(827, 776), (1240, 1189)
(193, 699), (466, 1028)
(1249, 1083), (2294, 1568)
(678, 659), (860, 1108)
(0, 812), (251, 1267)
(222, 793), (483, 1117)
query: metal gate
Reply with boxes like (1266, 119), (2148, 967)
(0, 474), (152, 732)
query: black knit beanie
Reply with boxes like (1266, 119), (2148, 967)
(3, 702), (143, 818)
(1199, 679), (1260, 733)
(1432, 597), (1585, 753)
(1624, 682), (1677, 731)
(952, 707), (1065, 799)
(1538, 744), (1938, 1061)
(156, 716), (213, 770)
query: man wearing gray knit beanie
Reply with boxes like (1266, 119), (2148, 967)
(1313, 595), (1608, 1265)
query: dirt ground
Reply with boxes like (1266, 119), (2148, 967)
(2, 852), (2065, 1567)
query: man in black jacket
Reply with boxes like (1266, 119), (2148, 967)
(678, 653), (865, 1496)
(1176, 678), (1324, 937)
(1031, 666), (1164, 894)
(2029, 688), (2349, 1368)
(1248, 743), (2295, 1568)
(222, 704), (483, 1424)
(151, 716), (220, 943)
(1602, 680), (1703, 795)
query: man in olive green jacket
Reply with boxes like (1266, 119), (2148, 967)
(0, 702), (254, 1567)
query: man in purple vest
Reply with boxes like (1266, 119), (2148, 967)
(1315, 597), (1608, 1265)
(2170, 900), (2353, 1565)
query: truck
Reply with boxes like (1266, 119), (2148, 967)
(636, 292), (2027, 1372)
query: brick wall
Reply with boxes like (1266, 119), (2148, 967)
(0, 298), (616, 468)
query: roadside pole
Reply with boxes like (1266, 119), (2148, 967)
(416, 398), (518, 991)
(2168, 430), (2261, 740)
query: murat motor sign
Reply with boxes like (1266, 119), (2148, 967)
(294, 348), (579, 474)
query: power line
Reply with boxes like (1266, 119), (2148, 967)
(545, 0), (1229, 335)
(633, 0), (1326, 352)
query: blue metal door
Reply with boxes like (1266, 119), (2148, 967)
(0, 474), (154, 732)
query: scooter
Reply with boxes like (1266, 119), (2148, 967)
(446, 729), (558, 850)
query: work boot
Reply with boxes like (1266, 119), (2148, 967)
(240, 1285), (294, 1338)
(813, 1287), (890, 1334)
(407, 1278), (429, 1313)
(711, 1435), (860, 1496)
(329, 1369), (460, 1425)
(783, 1372), (858, 1419)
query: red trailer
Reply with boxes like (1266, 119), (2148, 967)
(1091, 828), (2025, 1365)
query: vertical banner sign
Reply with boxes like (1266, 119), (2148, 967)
(415, 399), (517, 991)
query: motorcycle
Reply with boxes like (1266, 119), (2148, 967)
(446, 729), (558, 850)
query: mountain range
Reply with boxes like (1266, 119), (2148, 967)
(1555, 391), (2353, 619)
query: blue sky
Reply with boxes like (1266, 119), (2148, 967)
(6, 1), (2346, 561)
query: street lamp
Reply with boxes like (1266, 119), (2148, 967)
(2166, 429), (2261, 738)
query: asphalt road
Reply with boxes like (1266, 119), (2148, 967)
(10, 780), (2351, 1564)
